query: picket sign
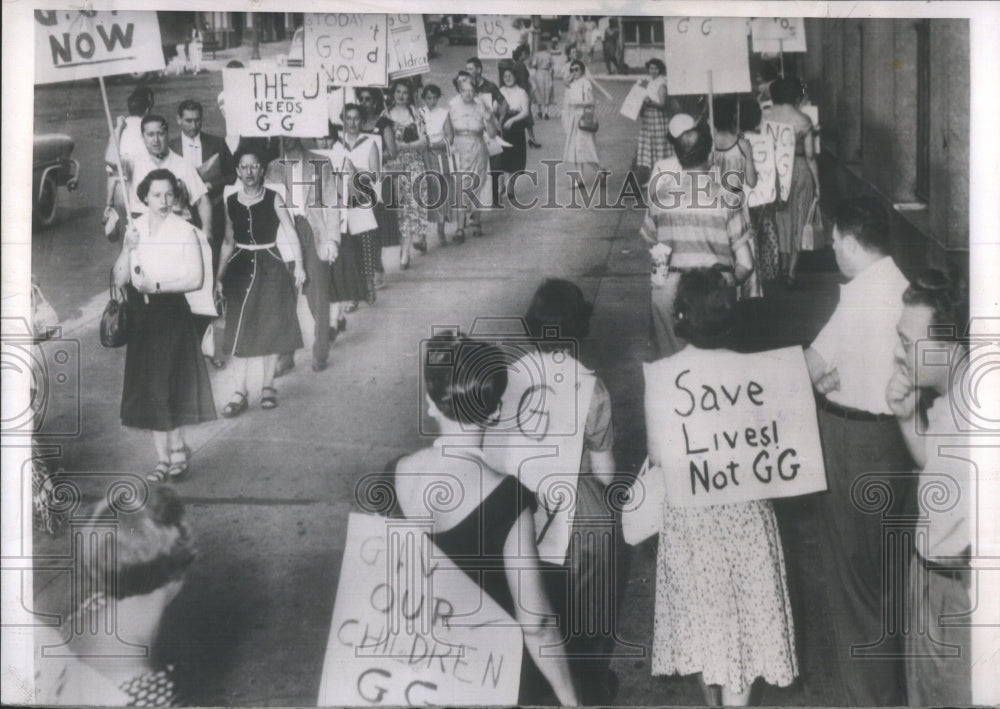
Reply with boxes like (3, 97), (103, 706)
(763, 120), (796, 202)
(643, 346), (827, 509)
(751, 18), (807, 53)
(222, 68), (329, 138)
(476, 16), (517, 60)
(745, 132), (777, 207)
(387, 14), (430, 79)
(304, 13), (389, 87)
(318, 513), (523, 706)
(663, 17), (751, 96)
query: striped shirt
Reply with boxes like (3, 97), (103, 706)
(640, 169), (750, 270)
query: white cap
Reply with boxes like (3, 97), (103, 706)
(668, 113), (696, 138)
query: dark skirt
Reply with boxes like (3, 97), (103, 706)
(121, 285), (216, 431)
(376, 177), (401, 248)
(422, 145), (453, 223)
(329, 232), (368, 302)
(222, 246), (303, 357)
(500, 118), (528, 174)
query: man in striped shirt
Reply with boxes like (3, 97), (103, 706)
(640, 116), (753, 357)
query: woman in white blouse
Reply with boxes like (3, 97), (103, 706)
(498, 66), (531, 203)
(420, 84), (454, 246)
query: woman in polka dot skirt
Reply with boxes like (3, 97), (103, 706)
(645, 269), (799, 706)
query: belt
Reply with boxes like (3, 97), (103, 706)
(235, 242), (277, 251)
(667, 265), (733, 274)
(919, 548), (972, 581)
(818, 395), (895, 422)
(453, 130), (481, 136)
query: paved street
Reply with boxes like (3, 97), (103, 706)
(28, 38), (857, 706)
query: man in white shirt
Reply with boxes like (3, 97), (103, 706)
(125, 114), (212, 244)
(804, 198), (913, 705)
(886, 269), (974, 706)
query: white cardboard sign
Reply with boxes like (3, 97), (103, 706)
(662, 17), (752, 96)
(746, 131), (777, 207)
(481, 350), (596, 565)
(476, 16), (517, 60)
(751, 18), (807, 53)
(304, 13), (389, 87)
(222, 68), (330, 138)
(387, 14), (430, 79)
(318, 513), (523, 706)
(643, 346), (827, 508)
(763, 120), (796, 202)
(34, 10), (164, 84)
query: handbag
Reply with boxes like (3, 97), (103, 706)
(578, 105), (599, 133)
(485, 133), (505, 157)
(31, 280), (59, 342)
(801, 198), (822, 251)
(401, 122), (419, 143)
(99, 273), (128, 348)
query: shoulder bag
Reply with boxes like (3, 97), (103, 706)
(578, 105), (599, 133)
(99, 272), (128, 348)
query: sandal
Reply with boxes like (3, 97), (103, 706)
(261, 386), (278, 410)
(167, 448), (189, 481)
(221, 391), (248, 418)
(146, 460), (170, 483)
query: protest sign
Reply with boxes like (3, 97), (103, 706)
(763, 120), (796, 202)
(222, 68), (329, 138)
(481, 350), (596, 564)
(318, 513), (523, 706)
(387, 14), (430, 79)
(304, 13), (388, 87)
(620, 82), (648, 122)
(751, 18), (807, 53)
(643, 346), (826, 508)
(746, 131), (777, 207)
(476, 16), (517, 60)
(662, 17), (751, 96)
(34, 10), (164, 85)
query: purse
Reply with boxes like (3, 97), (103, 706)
(801, 198), (823, 251)
(578, 105), (599, 133)
(99, 273), (128, 348)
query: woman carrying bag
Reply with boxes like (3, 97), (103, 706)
(111, 168), (216, 482)
(562, 60), (602, 196)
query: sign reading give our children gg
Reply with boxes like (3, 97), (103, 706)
(222, 69), (329, 138)
(318, 513), (522, 706)
(304, 13), (389, 87)
(643, 346), (826, 508)
(34, 10), (164, 85)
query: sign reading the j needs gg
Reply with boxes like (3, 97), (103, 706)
(223, 68), (329, 138)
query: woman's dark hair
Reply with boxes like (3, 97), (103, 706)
(902, 268), (969, 343)
(424, 332), (507, 427)
(674, 267), (737, 349)
(342, 102), (362, 118)
(738, 96), (763, 132)
(525, 279), (593, 350)
(136, 168), (180, 204)
(644, 58), (666, 75)
(421, 83), (442, 100)
(83, 486), (196, 601)
(712, 94), (739, 133)
(500, 65), (518, 86)
(513, 44), (530, 63)
(389, 79), (413, 106)
(569, 59), (586, 74)
(670, 121), (713, 169)
(225, 59), (245, 69)
(234, 146), (265, 169)
(453, 70), (473, 91)
(770, 75), (805, 106)
(357, 87), (385, 116)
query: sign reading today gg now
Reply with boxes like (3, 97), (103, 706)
(304, 13), (389, 87)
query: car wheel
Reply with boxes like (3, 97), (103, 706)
(34, 174), (58, 228)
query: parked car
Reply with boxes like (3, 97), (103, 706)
(446, 15), (477, 45)
(32, 134), (79, 228)
(287, 26), (304, 67)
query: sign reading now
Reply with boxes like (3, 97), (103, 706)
(34, 10), (164, 84)
(644, 346), (826, 508)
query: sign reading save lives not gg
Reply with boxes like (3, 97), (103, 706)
(222, 69), (329, 138)
(643, 347), (826, 508)
(318, 513), (522, 706)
